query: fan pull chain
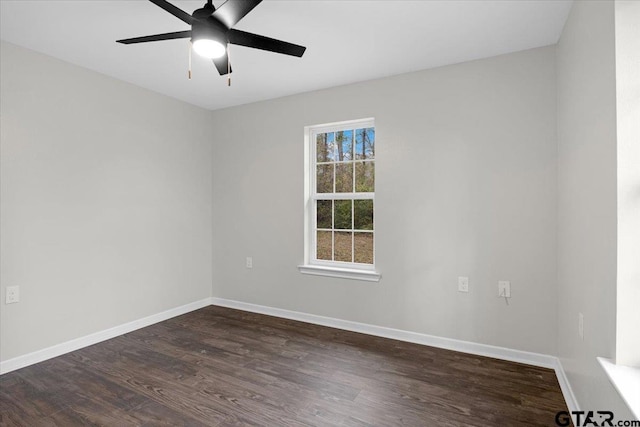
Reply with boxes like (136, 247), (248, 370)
(188, 42), (192, 80)
(227, 44), (231, 87)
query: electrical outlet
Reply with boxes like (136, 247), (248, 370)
(458, 277), (469, 293)
(498, 281), (511, 298)
(6, 286), (19, 304)
(578, 313), (584, 340)
(246, 257), (253, 269)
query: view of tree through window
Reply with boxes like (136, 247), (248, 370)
(313, 125), (375, 265)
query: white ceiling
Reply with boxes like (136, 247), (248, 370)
(0, 0), (572, 111)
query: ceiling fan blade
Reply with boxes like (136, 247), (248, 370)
(116, 30), (192, 45)
(212, 54), (232, 76)
(228, 29), (306, 57)
(148, 0), (194, 25)
(212, 0), (262, 29)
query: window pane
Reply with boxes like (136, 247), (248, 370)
(316, 164), (334, 193)
(317, 231), (332, 260)
(317, 132), (337, 162)
(354, 233), (373, 264)
(335, 163), (354, 193)
(355, 128), (375, 160)
(334, 200), (352, 230)
(317, 200), (332, 229)
(354, 199), (373, 230)
(316, 133), (329, 162)
(355, 162), (374, 192)
(336, 130), (353, 161)
(334, 231), (353, 262)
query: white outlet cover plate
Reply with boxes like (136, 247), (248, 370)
(578, 312), (584, 340)
(6, 286), (20, 304)
(458, 277), (469, 292)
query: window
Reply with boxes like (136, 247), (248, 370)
(299, 118), (380, 282)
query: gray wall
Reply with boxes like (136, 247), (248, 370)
(0, 42), (213, 361)
(211, 46), (559, 355)
(556, 0), (632, 418)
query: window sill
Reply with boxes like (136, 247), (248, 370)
(597, 357), (640, 419)
(298, 264), (381, 282)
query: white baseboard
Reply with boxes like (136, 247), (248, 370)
(554, 358), (580, 413)
(0, 297), (212, 375)
(211, 297), (578, 412)
(210, 297), (556, 367)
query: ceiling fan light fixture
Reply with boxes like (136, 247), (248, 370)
(192, 38), (226, 59)
(116, 0), (306, 77)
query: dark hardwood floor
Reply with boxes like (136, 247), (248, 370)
(0, 306), (568, 426)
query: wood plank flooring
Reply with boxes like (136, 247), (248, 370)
(0, 306), (569, 426)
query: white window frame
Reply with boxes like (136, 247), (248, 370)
(298, 118), (381, 282)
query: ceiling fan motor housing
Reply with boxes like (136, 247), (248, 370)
(191, 19), (228, 45)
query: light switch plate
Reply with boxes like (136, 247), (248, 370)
(498, 281), (511, 298)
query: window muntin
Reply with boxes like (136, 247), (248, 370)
(309, 120), (375, 269)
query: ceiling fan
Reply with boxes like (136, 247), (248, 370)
(116, 0), (306, 76)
